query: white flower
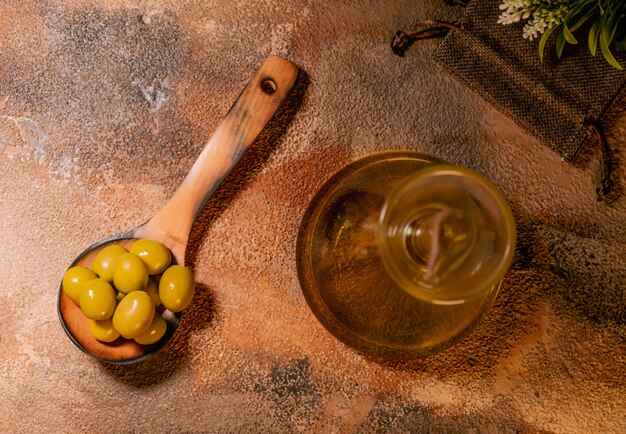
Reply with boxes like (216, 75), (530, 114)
(499, 0), (570, 40)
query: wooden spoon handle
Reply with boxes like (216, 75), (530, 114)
(137, 56), (299, 262)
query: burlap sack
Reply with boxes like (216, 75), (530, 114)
(393, 0), (626, 199)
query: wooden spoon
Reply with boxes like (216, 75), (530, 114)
(58, 56), (299, 364)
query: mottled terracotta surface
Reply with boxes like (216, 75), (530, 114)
(0, 1), (624, 433)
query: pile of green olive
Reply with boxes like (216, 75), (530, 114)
(62, 240), (194, 345)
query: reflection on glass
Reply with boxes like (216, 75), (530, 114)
(296, 151), (516, 359)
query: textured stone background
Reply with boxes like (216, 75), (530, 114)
(0, 0), (625, 433)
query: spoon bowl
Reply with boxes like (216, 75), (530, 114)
(58, 236), (180, 364)
(58, 56), (299, 364)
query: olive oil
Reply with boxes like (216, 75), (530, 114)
(296, 151), (516, 359)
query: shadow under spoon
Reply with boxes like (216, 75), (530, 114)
(57, 56), (299, 364)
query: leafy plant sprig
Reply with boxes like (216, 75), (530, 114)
(499, 0), (626, 70)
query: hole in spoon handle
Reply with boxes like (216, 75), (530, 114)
(260, 78), (277, 95)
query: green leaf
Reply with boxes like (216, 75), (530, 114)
(613, 18), (626, 50)
(568, 4), (596, 33)
(556, 30), (567, 58)
(569, 14), (593, 33)
(606, 12), (619, 44)
(539, 24), (559, 64)
(588, 18), (601, 56)
(600, 23), (623, 69)
(563, 24), (578, 44)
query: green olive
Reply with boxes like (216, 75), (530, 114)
(144, 277), (161, 307)
(112, 291), (155, 339)
(134, 315), (167, 345)
(62, 266), (97, 305)
(159, 265), (194, 312)
(79, 278), (117, 320)
(130, 239), (171, 275)
(112, 253), (149, 294)
(88, 319), (120, 343)
(92, 244), (128, 282)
